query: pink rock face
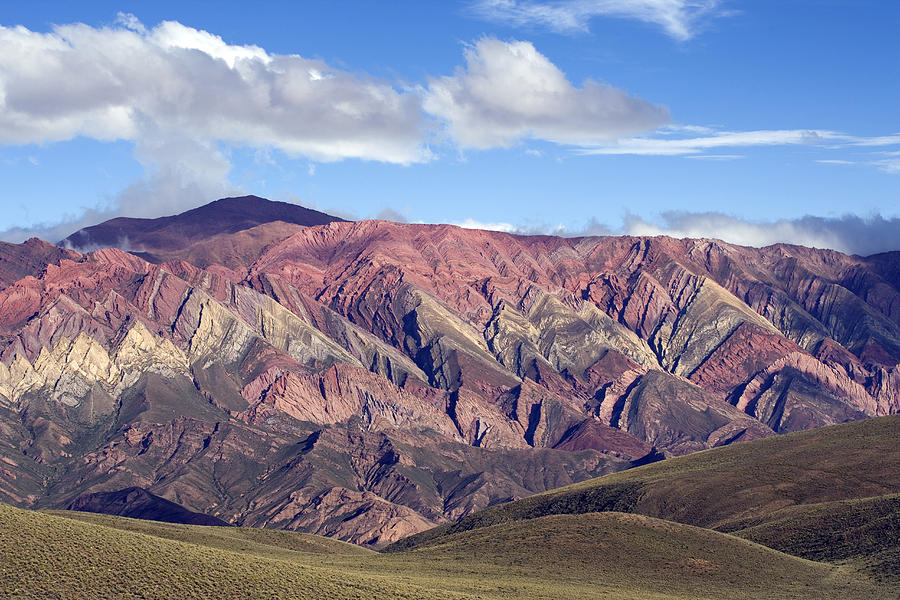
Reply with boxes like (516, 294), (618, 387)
(1, 196), (898, 545)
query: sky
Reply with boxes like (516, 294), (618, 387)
(0, 0), (898, 255)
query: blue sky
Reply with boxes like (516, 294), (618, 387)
(1, 1), (898, 254)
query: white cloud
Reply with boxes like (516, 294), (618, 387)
(579, 129), (845, 155)
(0, 18), (426, 164)
(873, 157), (900, 174)
(450, 218), (519, 232)
(423, 37), (668, 148)
(469, 0), (728, 41)
(576, 129), (900, 169)
(115, 11), (146, 35)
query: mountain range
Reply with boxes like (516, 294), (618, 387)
(0, 195), (898, 547)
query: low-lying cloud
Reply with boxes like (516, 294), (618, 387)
(619, 212), (900, 256)
(429, 212), (900, 256)
(450, 218), (519, 232)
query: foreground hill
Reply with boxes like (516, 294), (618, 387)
(389, 415), (900, 581)
(0, 196), (898, 544)
(1, 503), (890, 599)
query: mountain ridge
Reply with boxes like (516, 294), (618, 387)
(0, 195), (897, 546)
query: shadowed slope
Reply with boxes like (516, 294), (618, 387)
(66, 487), (229, 526)
(730, 494), (900, 583)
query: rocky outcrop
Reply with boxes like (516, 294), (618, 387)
(265, 487), (435, 547)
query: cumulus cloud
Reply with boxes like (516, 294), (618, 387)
(469, 0), (728, 41)
(0, 17), (426, 163)
(423, 37), (668, 148)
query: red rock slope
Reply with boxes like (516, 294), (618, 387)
(0, 196), (897, 546)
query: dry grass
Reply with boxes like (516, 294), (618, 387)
(2, 503), (894, 599)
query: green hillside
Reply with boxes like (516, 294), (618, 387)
(3, 503), (892, 599)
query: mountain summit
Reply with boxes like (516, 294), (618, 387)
(59, 195), (345, 262)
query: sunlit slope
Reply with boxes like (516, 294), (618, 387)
(0, 504), (439, 600)
(389, 415), (900, 563)
(5, 503), (892, 599)
(397, 512), (889, 600)
(45, 509), (371, 559)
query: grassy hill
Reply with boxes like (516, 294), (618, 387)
(387, 415), (900, 578)
(2, 503), (892, 599)
(730, 494), (900, 583)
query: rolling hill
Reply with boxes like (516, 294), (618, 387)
(1, 503), (892, 599)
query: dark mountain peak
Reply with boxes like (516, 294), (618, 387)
(66, 487), (230, 527)
(59, 195), (346, 260)
(177, 195), (345, 226)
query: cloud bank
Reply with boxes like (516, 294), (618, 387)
(518, 212), (900, 256)
(381, 210), (900, 256)
(469, 0), (728, 41)
(619, 212), (900, 256)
